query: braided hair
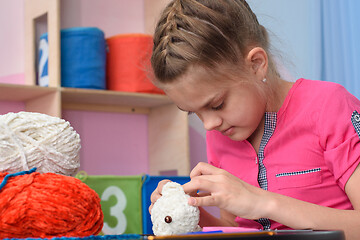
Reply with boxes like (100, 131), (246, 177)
(151, 0), (276, 84)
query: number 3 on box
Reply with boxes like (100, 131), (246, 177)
(101, 186), (127, 234)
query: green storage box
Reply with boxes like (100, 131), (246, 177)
(76, 172), (143, 235)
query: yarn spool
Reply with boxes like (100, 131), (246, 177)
(106, 33), (164, 94)
(0, 112), (81, 176)
(0, 170), (103, 238)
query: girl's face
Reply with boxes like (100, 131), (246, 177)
(163, 65), (267, 141)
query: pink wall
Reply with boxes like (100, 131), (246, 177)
(0, 1), (24, 81)
(62, 110), (149, 175)
(0, 101), (25, 114)
(0, 73), (25, 85)
(61, 0), (145, 38)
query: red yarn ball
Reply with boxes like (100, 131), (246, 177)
(0, 172), (103, 238)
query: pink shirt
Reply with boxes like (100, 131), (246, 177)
(206, 78), (360, 230)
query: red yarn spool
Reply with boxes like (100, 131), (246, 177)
(0, 172), (103, 238)
(106, 33), (165, 94)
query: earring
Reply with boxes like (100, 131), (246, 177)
(262, 78), (267, 83)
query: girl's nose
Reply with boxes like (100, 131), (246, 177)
(202, 113), (222, 131)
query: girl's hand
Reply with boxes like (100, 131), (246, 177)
(182, 162), (271, 220)
(149, 179), (172, 214)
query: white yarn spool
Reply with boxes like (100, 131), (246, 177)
(0, 111), (81, 176)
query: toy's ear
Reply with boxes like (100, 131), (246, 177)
(161, 182), (184, 196)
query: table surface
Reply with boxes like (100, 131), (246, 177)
(145, 230), (345, 240)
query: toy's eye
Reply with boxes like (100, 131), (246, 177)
(164, 216), (172, 223)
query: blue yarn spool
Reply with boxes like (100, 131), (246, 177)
(39, 27), (106, 89)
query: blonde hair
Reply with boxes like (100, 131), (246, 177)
(151, 0), (278, 84)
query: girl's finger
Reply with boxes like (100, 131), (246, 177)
(150, 179), (172, 203)
(158, 179), (172, 190)
(190, 162), (224, 178)
(188, 195), (217, 207)
(149, 203), (154, 214)
(183, 174), (219, 194)
(150, 191), (161, 204)
(196, 191), (211, 197)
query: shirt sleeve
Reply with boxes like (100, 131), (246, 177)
(319, 83), (360, 190)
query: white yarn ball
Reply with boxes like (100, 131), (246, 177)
(0, 111), (81, 176)
(151, 182), (201, 236)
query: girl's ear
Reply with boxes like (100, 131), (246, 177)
(245, 47), (268, 80)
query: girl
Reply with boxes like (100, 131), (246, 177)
(149, 0), (360, 239)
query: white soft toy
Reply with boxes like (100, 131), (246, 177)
(151, 181), (202, 236)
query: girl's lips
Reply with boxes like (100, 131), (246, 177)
(222, 127), (234, 136)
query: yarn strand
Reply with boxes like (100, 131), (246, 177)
(0, 167), (37, 191)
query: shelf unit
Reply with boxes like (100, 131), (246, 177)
(0, 83), (60, 117)
(11, 0), (191, 175)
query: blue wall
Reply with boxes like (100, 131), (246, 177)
(249, 0), (360, 98)
(249, 0), (322, 82)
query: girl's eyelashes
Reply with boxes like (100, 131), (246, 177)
(186, 102), (224, 115)
(212, 102), (224, 111)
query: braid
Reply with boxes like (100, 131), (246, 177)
(151, 0), (277, 84)
(152, 0), (238, 82)
(152, 0), (190, 80)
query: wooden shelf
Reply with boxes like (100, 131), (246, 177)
(0, 84), (171, 107)
(0, 83), (57, 101)
(61, 88), (172, 114)
(61, 87), (171, 107)
(0, 84), (175, 116)
(0, 83), (61, 117)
